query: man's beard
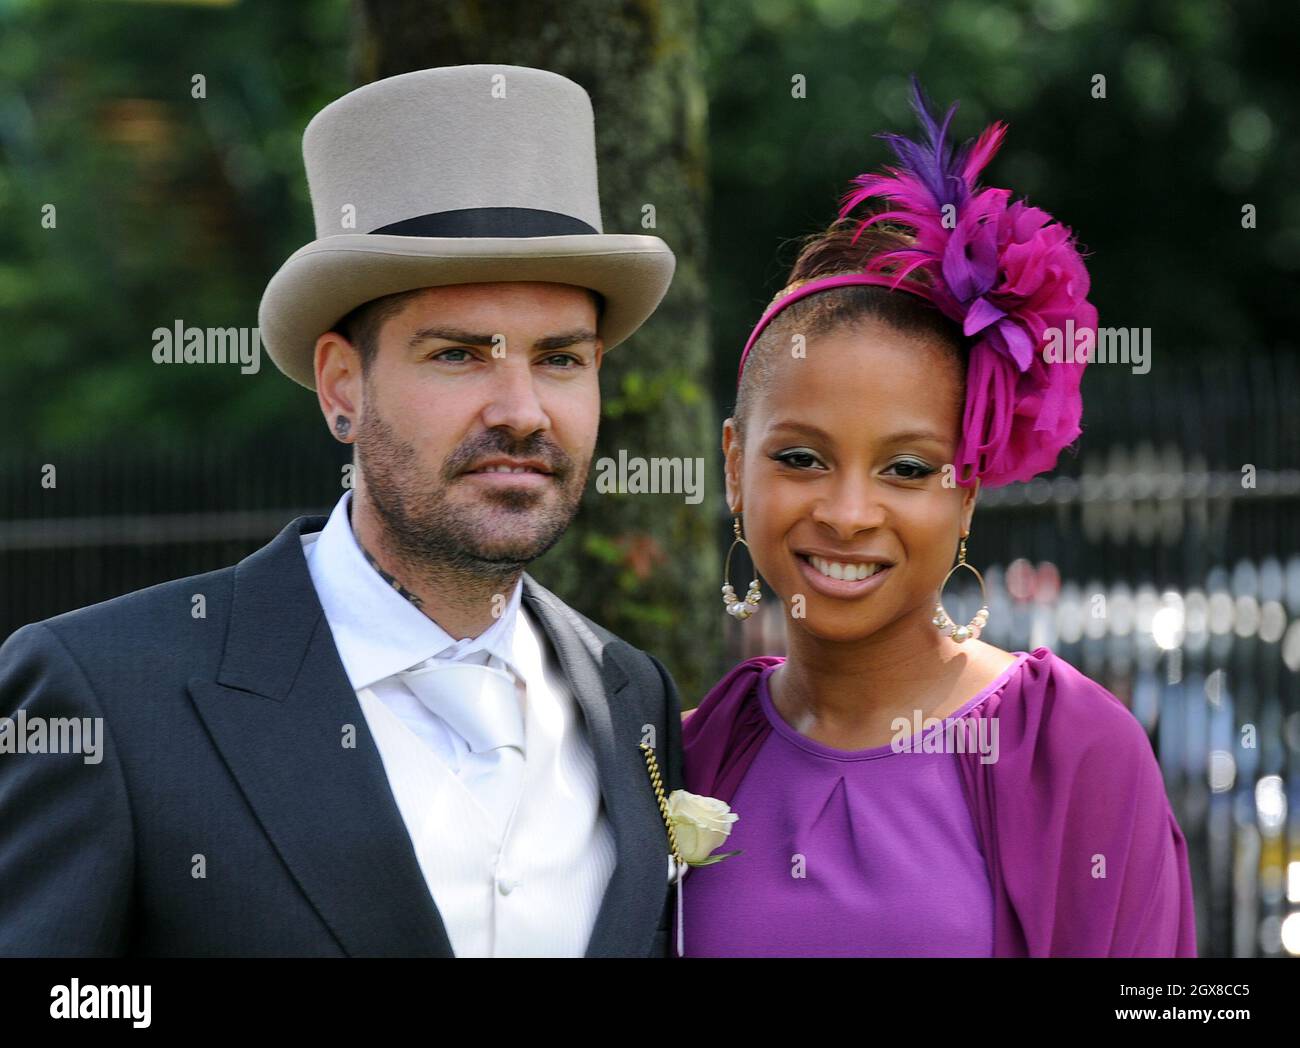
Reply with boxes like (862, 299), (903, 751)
(354, 399), (590, 583)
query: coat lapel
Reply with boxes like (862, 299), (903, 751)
(521, 576), (671, 957)
(185, 515), (668, 957)
(187, 515), (453, 957)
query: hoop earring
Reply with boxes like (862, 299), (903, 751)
(933, 534), (989, 643)
(722, 516), (762, 620)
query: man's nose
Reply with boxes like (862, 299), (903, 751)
(480, 359), (551, 436)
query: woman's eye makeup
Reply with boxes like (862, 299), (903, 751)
(887, 458), (936, 479)
(769, 448), (936, 479)
(771, 448), (824, 469)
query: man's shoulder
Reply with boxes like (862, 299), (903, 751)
(5, 513), (326, 660)
(4, 562), (238, 666)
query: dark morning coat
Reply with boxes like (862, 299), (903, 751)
(0, 514), (684, 957)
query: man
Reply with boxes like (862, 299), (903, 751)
(0, 65), (685, 957)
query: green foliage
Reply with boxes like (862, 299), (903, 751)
(699, 0), (1299, 414)
(0, 0), (351, 448)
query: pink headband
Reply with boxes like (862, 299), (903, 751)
(734, 76), (1096, 490)
(736, 272), (933, 381)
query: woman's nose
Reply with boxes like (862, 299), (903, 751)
(809, 473), (889, 539)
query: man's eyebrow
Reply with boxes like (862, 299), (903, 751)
(407, 327), (598, 351)
(533, 329), (598, 352)
(769, 420), (949, 444)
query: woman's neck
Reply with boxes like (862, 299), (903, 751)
(771, 603), (987, 748)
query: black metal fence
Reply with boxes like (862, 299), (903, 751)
(0, 436), (351, 637)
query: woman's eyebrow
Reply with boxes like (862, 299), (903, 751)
(768, 420), (833, 441)
(769, 420), (948, 445)
(884, 429), (950, 445)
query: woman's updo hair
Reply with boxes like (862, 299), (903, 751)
(732, 215), (969, 438)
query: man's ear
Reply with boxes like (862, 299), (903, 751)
(315, 331), (363, 442)
(722, 417), (743, 514)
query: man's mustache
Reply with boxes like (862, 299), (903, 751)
(442, 431), (576, 482)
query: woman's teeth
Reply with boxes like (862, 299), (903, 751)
(808, 555), (883, 581)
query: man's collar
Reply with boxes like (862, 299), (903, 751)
(302, 490), (524, 690)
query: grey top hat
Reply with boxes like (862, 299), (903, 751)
(258, 64), (677, 389)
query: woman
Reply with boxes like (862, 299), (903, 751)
(678, 79), (1197, 957)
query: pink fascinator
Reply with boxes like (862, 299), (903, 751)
(738, 75), (1097, 488)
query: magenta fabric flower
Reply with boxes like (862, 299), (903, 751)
(836, 76), (1097, 488)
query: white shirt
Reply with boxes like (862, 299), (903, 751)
(300, 490), (616, 955)
(302, 489), (524, 776)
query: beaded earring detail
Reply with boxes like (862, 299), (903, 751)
(721, 516), (762, 620)
(933, 535), (989, 643)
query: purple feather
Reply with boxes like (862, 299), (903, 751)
(875, 75), (970, 210)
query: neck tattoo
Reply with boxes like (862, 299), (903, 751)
(356, 539), (425, 609)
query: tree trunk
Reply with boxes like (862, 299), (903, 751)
(354, 0), (717, 701)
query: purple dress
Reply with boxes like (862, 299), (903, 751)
(681, 647), (1198, 957)
(681, 656), (1026, 957)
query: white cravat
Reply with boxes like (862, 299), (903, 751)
(399, 657), (526, 838)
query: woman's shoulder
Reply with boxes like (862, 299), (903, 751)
(962, 639), (1023, 688)
(682, 655), (785, 723)
(1009, 645), (1159, 765)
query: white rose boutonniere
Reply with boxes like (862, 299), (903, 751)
(667, 790), (740, 867)
(639, 742), (740, 878)
(640, 744), (739, 957)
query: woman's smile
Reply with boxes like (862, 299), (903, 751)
(794, 550), (895, 599)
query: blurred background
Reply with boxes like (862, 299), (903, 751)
(1, 0), (1297, 957)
